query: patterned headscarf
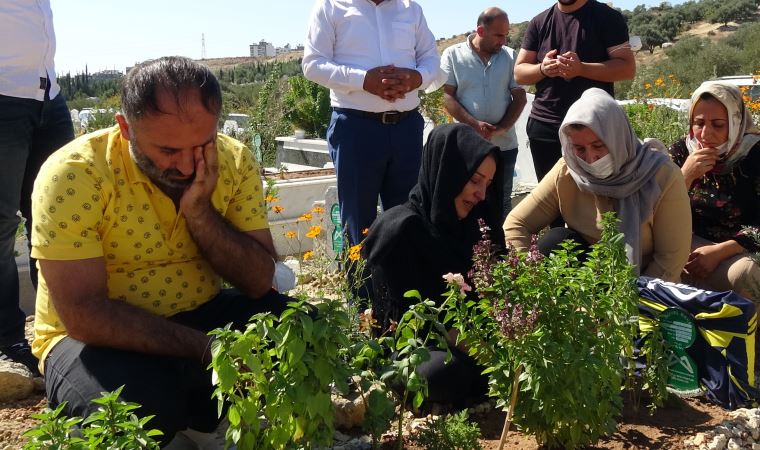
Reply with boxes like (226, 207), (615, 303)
(686, 81), (760, 174)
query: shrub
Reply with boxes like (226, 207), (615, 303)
(209, 299), (352, 450)
(283, 75), (331, 138)
(23, 386), (162, 449)
(444, 214), (667, 449)
(410, 410), (482, 450)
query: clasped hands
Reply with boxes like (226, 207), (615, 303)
(363, 65), (422, 102)
(540, 49), (583, 80)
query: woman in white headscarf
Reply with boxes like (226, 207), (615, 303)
(504, 88), (692, 281)
(669, 81), (760, 301)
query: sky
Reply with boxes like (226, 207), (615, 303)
(51, 0), (686, 74)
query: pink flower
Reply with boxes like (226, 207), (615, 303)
(443, 272), (472, 295)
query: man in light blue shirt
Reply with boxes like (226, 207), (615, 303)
(441, 7), (526, 221)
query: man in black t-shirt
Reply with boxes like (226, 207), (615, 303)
(514, 0), (635, 182)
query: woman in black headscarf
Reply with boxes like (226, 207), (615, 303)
(362, 123), (504, 407)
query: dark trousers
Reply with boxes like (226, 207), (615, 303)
(500, 148), (518, 224)
(0, 91), (74, 346)
(537, 227), (591, 259)
(44, 289), (291, 442)
(526, 117), (562, 182)
(327, 109), (423, 247)
(416, 346), (488, 409)
(527, 117), (564, 228)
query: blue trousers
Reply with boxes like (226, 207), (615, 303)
(0, 92), (74, 346)
(327, 109), (423, 246)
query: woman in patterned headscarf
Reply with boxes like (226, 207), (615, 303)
(669, 81), (760, 302)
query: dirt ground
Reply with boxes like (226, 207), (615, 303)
(0, 391), (730, 449)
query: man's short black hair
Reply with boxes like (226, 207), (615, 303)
(121, 56), (222, 122)
(477, 9), (508, 28)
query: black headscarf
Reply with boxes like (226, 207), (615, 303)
(363, 123), (505, 271)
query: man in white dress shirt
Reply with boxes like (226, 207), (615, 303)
(303, 0), (440, 248)
(0, 0), (74, 375)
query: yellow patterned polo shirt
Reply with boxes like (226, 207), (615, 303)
(31, 125), (268, 367)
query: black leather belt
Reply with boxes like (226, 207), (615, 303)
(333, 107), (417, 125)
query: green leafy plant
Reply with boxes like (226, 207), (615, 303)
(410, 410), (482, 450)
(283, 75), (331, 138)
(341, 295), (449, 450)
(209, 299), (351, 450)
(632, 321), (671, 413)
(344, 329), (396, 449)
(379, 295), (450, 450)
(444, 213), (662, 449)
(419, 88), (449, 127)
(23, 386), (162, 449)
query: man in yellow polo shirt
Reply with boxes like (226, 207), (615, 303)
(31, 57), (290, 443)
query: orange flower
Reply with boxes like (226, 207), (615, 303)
(271, 205), (284, 214)
(667, 73), (674, 79)
(265, 195), (279, 203)
(297, 213), (313, 222)
(311, 206), (325, 214)
(361, 227), (369, 235)
(655, 77), (665, 87)
(644, 82), (652, 90)
(306, 225), (322, 238)
(285, 230), (297, 239)
(303, 250), (314, 261)
(348, 244), (362, 262)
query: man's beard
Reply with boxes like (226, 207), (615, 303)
(128, 140), (194, 191)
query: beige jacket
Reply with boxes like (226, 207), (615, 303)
(504, 158), (691, 281)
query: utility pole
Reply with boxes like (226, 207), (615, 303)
(201, 33), (207, 60)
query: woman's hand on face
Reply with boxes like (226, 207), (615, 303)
(684, 244), (726, 278)
(681, 148), (720, 187)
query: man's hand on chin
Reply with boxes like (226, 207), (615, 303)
(180, 141), (219, 220)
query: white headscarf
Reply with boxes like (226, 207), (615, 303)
(559, 88), (670, 272)
(686, 81), (760, 174)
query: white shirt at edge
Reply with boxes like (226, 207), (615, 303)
(0, 0), (60, 100)
(302, 0), (440, 113)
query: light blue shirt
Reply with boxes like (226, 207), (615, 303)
(441, 35), (520, 150)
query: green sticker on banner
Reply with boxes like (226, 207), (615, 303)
(252, 133), (262, 164)
(660, 308), (697, 351)
(330, 204), (343, 254)
(667, 349), (700, 392)
(659, 308), (699, 392)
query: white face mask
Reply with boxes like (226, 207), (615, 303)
(687, 135), (731, 155)
(576, 153), (615, 179)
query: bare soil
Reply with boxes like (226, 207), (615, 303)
(383, 395), (730, 450)
(0, 392), (731, 449)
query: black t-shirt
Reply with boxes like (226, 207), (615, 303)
(522, 0), (629, 124)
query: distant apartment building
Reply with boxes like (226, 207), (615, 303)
(249, 40), (275, 58)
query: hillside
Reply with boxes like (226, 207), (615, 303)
(197, 14), (749, 73)
(634, 20), (744, 65)
(198, 51), (303, 71)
